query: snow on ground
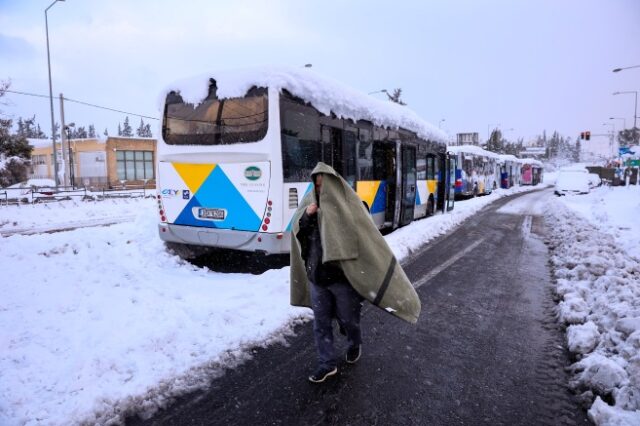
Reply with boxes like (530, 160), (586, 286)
(0, 198), (152, 236)
(545, 184), (640, 426)
(0, 184), (539, 425)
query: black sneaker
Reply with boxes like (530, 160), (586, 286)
(346, 345), (361, 364)
(308, 366), (338, 383)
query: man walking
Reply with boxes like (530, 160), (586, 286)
(290, 162), (421, 384)
(296, 172), (363, 383)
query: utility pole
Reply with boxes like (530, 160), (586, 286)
(45, 0), (65, 187)
(59, 93), (69, 187)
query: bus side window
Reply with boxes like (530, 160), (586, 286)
(372, 143), (387, 181)
(416, 157), (426, 180)
(343, 130), (357, 184)
(281, 99), (321, 182)
(426, 155), (435, 180)
(358, 128), (373, 180)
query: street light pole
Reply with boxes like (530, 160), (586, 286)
(45, 0), (65, 187)
(609, 117), (626, 130)
(368, 89), (388, 96)
(612, 65), (640, 73)
(603, 123), (615, 158)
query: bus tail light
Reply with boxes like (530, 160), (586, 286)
(455, 179), (462, 188)
(288, 188), (298, 208)
(158, 197), (167, 223)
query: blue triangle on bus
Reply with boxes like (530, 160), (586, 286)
(194, 166), (262, 231)
(174, 194), (218, 228)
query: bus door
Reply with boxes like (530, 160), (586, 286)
(447, 155), (456, 211)
(436, 153), (446, 212)
(399, 145), (416, 226)
(372, 142), (397, 227)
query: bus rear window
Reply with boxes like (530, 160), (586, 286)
(163, 89), (268, 145)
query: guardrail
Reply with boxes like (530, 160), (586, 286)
(0, 183), (156, 206)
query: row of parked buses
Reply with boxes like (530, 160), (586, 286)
(156, 68), (542, 257)
(448, 146), (543, 199)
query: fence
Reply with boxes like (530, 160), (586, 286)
(0, 182), (156, 206)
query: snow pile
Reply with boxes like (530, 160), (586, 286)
(161, 66), (448, 143)
(0, 184), (539, 425)
(545, 189), (640, 425)
(0, 198), (152, 235)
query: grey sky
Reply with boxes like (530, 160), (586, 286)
(0, 0), (638, 143)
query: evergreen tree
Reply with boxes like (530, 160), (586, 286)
(136, 118), (146, 137)
(117, 123), (122, 136)
(546, 131), (560, 159)
(144, 123), (152, 138)
(16, 117), (25, 136)
(104, 128), (109, 137)
(88, 125), (96, 138)
(121, 116), (133, 137)
(0, 81), (32, 186)
(574, 138), (581, 162)
(386, 88), (407, 106)
(485, 129), (504, 153)
(617, 127), (640, 147)
(23, 116), (36, 137)
(36, 124), (46, 138)
(76, 126), (88, 138)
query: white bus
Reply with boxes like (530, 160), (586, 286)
(497, 154), (521, 188)
(448, 145), (499, 199)
(156, 68), (453, 256)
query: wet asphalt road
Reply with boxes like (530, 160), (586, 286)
(128, 189), (591, 426)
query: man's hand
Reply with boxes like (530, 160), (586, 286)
(306, 203), (318, 215)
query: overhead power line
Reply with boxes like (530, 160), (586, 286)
(5, 89), (160, 121)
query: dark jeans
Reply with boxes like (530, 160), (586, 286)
(310, 280), (363, 369)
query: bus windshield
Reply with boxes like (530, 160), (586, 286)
(163, 88), (268, 145)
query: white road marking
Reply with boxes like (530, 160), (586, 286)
(522, 215), (532, 238)
(413, 237), (487, 289)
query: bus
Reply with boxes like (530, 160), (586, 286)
(497, 154), (521, 189)
(448, 145), (499, 199)
(520, 159), (543, 185)
(156, 67), (453, 256)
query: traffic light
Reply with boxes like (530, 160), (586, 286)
(586, 131), (591, 141)
(580, 132), (585, 140)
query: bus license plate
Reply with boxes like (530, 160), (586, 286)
(198, 208), (225, 220)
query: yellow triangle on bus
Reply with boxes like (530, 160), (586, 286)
(172, 163), (217, 193)
(356, 180), (381, 209)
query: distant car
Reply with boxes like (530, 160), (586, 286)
(587, 173), (601, 188)
(555, 169), (590, 196)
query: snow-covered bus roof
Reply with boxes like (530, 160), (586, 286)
(517, 158), (543, 167)
(160, 66), (448, 144)
(498, 154), (519, 163)
(446, 144), (500, 159)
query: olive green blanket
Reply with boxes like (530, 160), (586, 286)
(290, 162), (421, 324)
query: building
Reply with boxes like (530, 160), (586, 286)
(519, 146), (547, 159)
(580, 133), (618, 162)
(456, 132), (480, 146)
(29, 136), (156, 188)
